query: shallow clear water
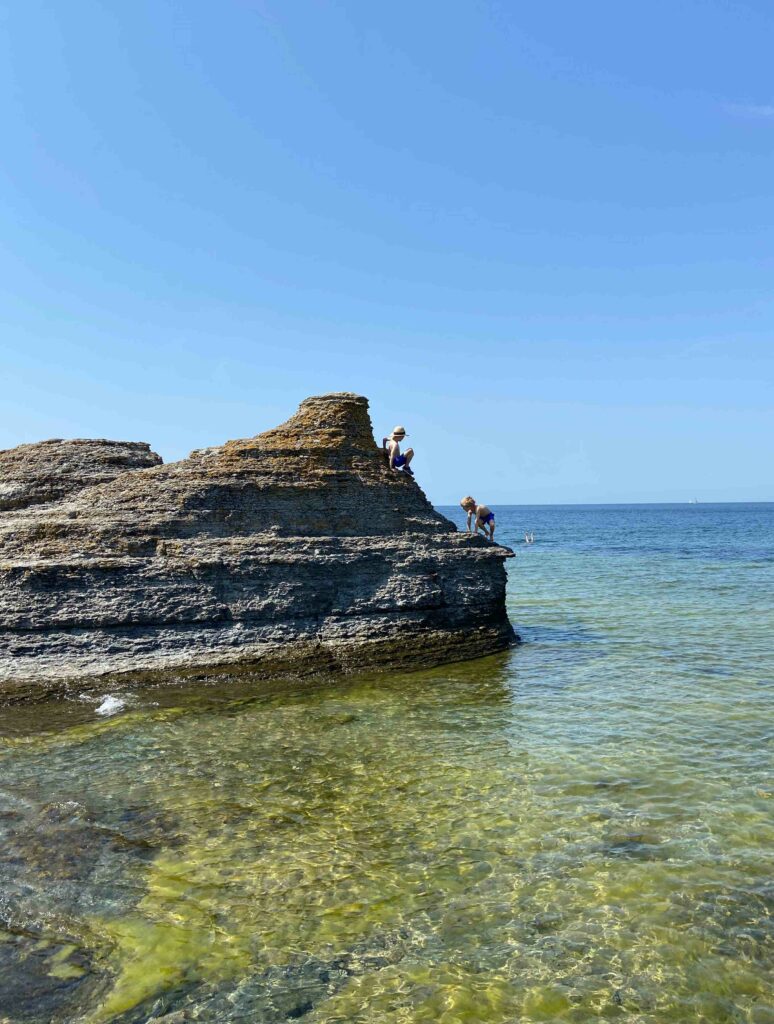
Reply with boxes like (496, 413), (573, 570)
(1, 504), (772, 1023)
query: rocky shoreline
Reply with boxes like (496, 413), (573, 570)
(0, 394), (515, 700)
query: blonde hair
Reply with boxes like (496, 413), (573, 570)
(460, 496), (476, 509)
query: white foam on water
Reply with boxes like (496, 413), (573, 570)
(95, 695), (127, 717)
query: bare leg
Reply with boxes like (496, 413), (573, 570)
(399, 448), (415, 476)
(489, 522), (495, 542)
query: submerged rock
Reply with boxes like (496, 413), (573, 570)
(0, 393), (514, 697)
(0, 927), (98, 1024)
(0, 790), (177, 1021)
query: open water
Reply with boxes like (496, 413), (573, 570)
(0, 504), (772, 1024)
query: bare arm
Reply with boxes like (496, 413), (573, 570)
(386, 439), (398, 468)
(466, 510), (473, 532)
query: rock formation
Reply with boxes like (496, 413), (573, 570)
(0, 438), (162, 511)
(0, 394), (515, 699)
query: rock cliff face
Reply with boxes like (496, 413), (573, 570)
(0, 394), (515, 699)
(0, 439), (162, 511)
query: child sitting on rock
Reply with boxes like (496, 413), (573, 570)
(460, 496), (495, 541)
(382, 425), (414, 477)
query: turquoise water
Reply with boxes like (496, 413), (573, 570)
(0, 503), (772, 1023)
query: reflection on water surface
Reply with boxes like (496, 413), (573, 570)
(1, 504), (773, 1023)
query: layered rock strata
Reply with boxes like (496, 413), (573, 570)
(0, 438), (162, 511)
(0, 394), (515, 698)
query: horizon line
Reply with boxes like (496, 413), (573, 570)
(434, 500), (773, 507)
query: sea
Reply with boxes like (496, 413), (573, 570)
(0, 503), (772, 1023)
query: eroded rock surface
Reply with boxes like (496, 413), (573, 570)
(0, 438), (162, 511)
(0, 394), (514, 697)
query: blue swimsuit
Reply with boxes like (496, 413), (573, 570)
(482, 512), (495, 525)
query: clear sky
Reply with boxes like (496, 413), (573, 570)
(1, 1), (772, 503)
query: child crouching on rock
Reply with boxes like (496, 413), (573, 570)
(460, 496), (495, 541)
(382, 425), (414, 477)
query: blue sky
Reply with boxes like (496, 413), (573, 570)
(1, 0), (771, 503)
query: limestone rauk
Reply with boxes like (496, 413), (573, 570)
(0, 393), (515, 699)
(0, 438), (162, 512)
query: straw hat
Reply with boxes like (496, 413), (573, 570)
(391, 425), (408, 438)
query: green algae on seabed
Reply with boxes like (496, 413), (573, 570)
(1, 650), (772, 1024)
